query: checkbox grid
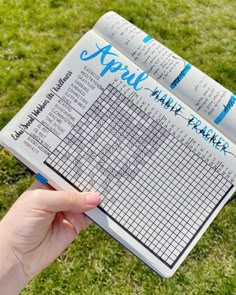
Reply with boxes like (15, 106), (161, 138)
(45, 84), (233, 268)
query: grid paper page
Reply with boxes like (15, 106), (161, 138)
(45, 84), (233, 267)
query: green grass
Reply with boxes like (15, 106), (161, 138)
(0, 0), (236, 294)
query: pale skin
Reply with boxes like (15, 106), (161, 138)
(0, 180), (100, 295)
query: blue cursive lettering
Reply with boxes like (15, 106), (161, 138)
(80, 44), (148, 91)
(187, 114), (230, 155)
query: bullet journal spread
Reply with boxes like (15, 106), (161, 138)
(0, 12), (235, 277)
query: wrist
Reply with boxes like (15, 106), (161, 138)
(0, 223), (30, 295)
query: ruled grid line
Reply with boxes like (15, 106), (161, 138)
(44, 84), (233, 268)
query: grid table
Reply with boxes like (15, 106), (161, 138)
(45, 84), (233, 267)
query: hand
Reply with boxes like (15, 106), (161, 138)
(0, 180), (100, 294)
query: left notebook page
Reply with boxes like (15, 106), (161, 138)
(0, 30), (176, 277)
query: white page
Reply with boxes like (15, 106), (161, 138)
(94, 11), (236, 144)
(0, 30), (235, 277)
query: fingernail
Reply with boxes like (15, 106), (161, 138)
(86, 193), (100, 205)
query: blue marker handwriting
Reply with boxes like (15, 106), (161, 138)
(187, 114), (230, 155)
(145, 86), (185, 116)
(170, 63), (192, 89)
(80, 44), (148, 91)
(214, 94), (236, 125)
(144, 86), (235, 158)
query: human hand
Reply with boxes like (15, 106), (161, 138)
(0, 180), (100, 294)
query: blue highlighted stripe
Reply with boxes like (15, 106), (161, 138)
(170, 63), (192, 89)
(214, 94), (236, 125)
(143, 35), (153, 43)
(35, 173), (48, 185)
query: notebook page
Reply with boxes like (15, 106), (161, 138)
(94, 12), (236, 144)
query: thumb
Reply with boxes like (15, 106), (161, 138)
(29, 189), (100, 213)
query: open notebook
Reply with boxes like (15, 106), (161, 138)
(0, 12), (235, 277)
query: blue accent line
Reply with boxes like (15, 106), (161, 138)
(143, 35), (153, 43)
(170, 63), (192, 89)
(35, 173), (48, 185)
(214, 94), (236, 125)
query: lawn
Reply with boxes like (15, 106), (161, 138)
(0, 0), (236, 294)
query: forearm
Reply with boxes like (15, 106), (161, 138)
(0, 224), (29, 295)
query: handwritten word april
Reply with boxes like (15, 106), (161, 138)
(80, 44), (148, 91)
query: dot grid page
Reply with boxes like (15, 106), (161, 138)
(45, 84), (233, 268)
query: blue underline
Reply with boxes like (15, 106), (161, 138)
(170, 63), (192, 89)
(214, 94), (236, 125)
